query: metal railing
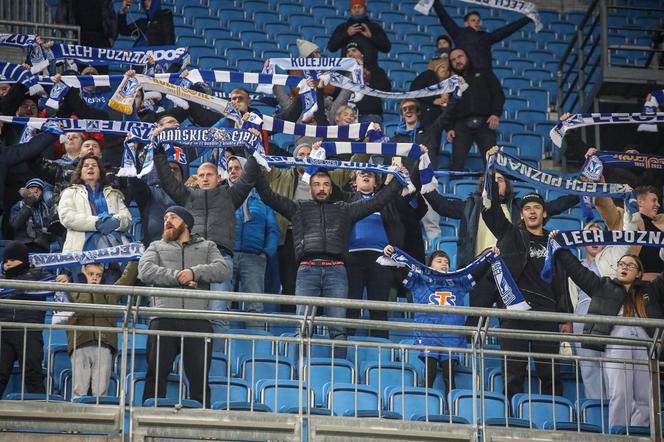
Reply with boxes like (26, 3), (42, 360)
(0, 279), (662, 442)
(556, 0), (664, 115)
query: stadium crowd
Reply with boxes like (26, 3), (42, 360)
(0, 0), (663, 431)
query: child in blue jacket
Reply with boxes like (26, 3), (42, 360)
(383, 245), (495, 393)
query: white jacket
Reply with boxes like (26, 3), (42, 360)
(58, 184), (132, 252)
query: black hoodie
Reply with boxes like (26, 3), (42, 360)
(449, 56), (505, 123)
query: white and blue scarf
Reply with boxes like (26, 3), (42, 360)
(0, 34), (189, 67)
(637, 89), (663, 133)
(29, 242), (144, 270)
(483, 151), (632, 209)
(550, 112), (664, 148)
(588, 150), (664, 171)
(0, 61), (44, 96)
(0, 116), (154, 141)
(541, 230), (664, 283)
(414, 0), (542, 31)
(378, 247), (530, 311)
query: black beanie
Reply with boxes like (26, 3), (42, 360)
(3, 241), (29, 264)
(165, 205), (195, 230)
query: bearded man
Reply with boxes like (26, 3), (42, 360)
(138, 205), (228, 406)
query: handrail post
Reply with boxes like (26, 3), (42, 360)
(599, 0), (609, 73)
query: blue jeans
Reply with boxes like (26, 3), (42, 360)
(294, 264), (348, 342)
(208, 254), (233, 352)
(232, 252), (267, 330)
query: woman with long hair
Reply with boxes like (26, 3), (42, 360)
(58, 154), (132, 252)
(553, 239), (664, 428)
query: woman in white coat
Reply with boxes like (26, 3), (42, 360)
(58, 154), (132, 252)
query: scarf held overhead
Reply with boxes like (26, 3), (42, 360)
(550, 112), (664, 148)
(378, 247), (530, 310)
(0, 116), (154, 141)
(414, 0), (542, 31)
(29, 242), (144, 269)
(541, 230), (664, 283)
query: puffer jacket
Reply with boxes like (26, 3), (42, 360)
(0, 268), (52, 324)
(556, 249), (664, 351)
(234, 190), (280, 256)
(249, 157), (403, 263)
(154, 150), (252, 254)
(66, 262), (138, 354)
(57, 184), (132, 252)
(138, 234), (228, 310)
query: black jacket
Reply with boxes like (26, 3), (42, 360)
(0, 133), (58, 215)
(425, 189), (579, 267)
(327, 17), (391, 67)
(0, 268), (52, 324)
(118, 9), (175, 47)
(449, 62), (504, 123)
(556, 249), (664, 350)
(481, 175), (571, 314)
(433, 0), (531, 70)
(410, 69), (446, 128)
(248, 158), (402, 263)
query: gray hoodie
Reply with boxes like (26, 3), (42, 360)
(138, 234), (228, 310)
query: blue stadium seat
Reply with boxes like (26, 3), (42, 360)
(609, 425), (651, 435)
(528, 50), (556, 67)
(547, 217), (582, 231)
(579, 399), (609, 432)
(347, 336), (393, 374)
(546, 41), (570, 54)
(237, 58), (265, 73)
(548, 21), (576, 34)
(192, 16), (221, 30)
(396, 339), (427, 386)
(511, 183), (537, 196)
(310, 5), (339, 22)
(483, 17), (507, 28)
(240, 356), (293, 391)
(504, 97), (529, 119)
(515, 109), (547, 128)
(262, 49), (291, 59)
(493, 48), (519, 64)
(449, 389), (515, 424)
(276, 32), (300, 50)
(4, 393), (64, 401)
(405, 33), (433, 49)
(178, 35), (206, 47)
(381, 59), (404, 72)
(510, 133), (544, 161)
(493, 66), (515, 79)
(286, 13), (316, 27)
(502, 77), (531, 92)
(277, 2), (305, 17)
(524, 68), (553, 82)
(300, 358), (354, 406)
(129, 372), (189, 406)
(256, 379), (311, 412)
(189, 45), (217, 59)
(452, 179), (480, 200)
(519, 87), (549, 111)
(252, 11), (280, 27)
(264, 23), (290, 36)
(209, 377), (251, 405)
(509, 39), (538, 55)
(322, 382), (381, 416)
(387, 386), (446, 420)
(197, 56), (228, 70)
(219, 9), (246, 25)
(224, 47), (255, 64)
(227, 329), (274, 375)
(143, 398), (202, 408)
(541, 421), (602, 432)
(387, 69), (413, 91)
(539, 10), (562, 25)
(397, 51), (426, 65)
(363, 361), (418, 395)
(512, 394), (574, 429)
(499, 119), (527, 138)
(390, 21), (419, 35)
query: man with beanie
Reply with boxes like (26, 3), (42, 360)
(152, 126), (254, 348)
(0, 241), (68, 397)
(328, 0), (391, 67)
(482, 148), (571, 401)
(432, 1), (533, 70)
(446, 48), (504, 171)
(138, 205), (228, 406)
(9, 178), (55, 252)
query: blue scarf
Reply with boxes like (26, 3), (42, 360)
(378, 247), (530, 311)
(0, 116), (154, 141)
(85, 183), (109, 216)
(541, 229), (664, 283)
(0, 61), (44, 95)
(29, 243), (144, 270)
(483, 151), (633, 209)
(590, 150), (664, 170)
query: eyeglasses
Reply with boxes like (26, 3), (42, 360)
(617, 261), (639, 270)
(400, 105), (418, 114)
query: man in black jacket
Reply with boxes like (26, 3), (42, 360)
(432, 0), (533, 70)
(245, 157), (407, 347)
(482, 150), (571, 401)
(0, 242), (68, 397)
(327, 0), (391, 68)
(447, 48), (505, 171)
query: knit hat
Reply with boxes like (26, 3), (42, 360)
(24, 178), (46, 190)
(293, 137), (321, 157)
(165, 205), (195, 230)
(520, 193), (545, 209)
(349, 0), (366, 8)
(345, 41), (363, 55)
(428, 55), (449, 73)
(3, 241), (29, 264)
(296, 39), (319, 58)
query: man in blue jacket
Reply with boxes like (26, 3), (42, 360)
(227, 156), (280, 327)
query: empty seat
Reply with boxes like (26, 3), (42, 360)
(256, 379), (311, 413)
(502, 77), (531, 92)
(227, 329), (273, 375)
(387, 386), (445, 420)
(347, 336), (393, 375)
(519, 87), (549, 111)
(579, 399), (609, 432)
(323, 382), (381, 417)
(449, 389), (515, 424)
(512, 393), (574, 429)
(300, 358), (354, 406)
(363, 361), (418, 394)
(510, 133), (544, 161)
(240, 356), (293, 390)
(515, 109), (547, 127)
